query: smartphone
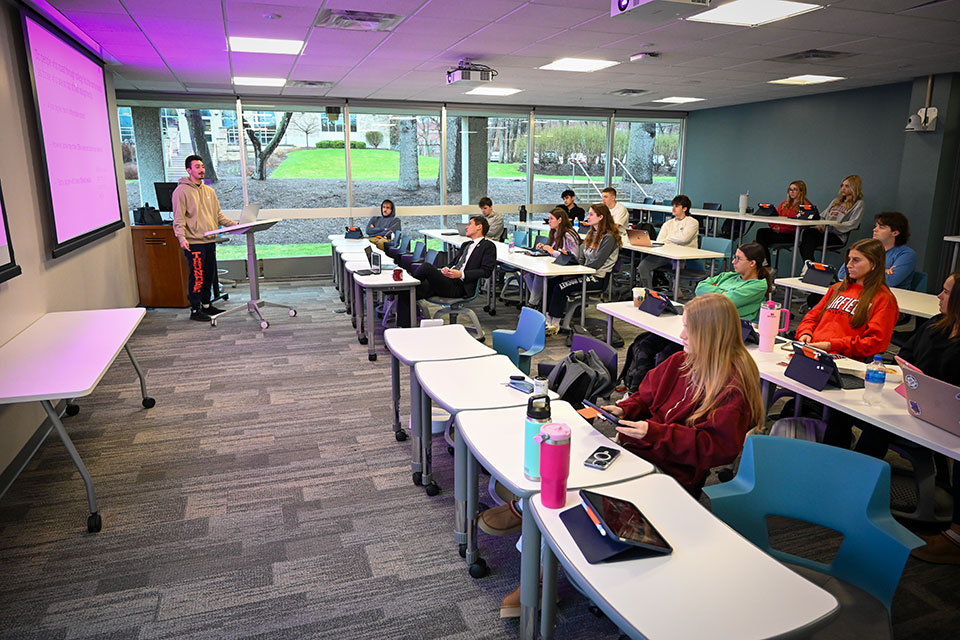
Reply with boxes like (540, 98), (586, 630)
(584, 446), (621, 470)
(507, 379), (534, 393)
(581, 400), (621, 426)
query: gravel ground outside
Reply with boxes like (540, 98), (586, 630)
(126, 177), (677, 246)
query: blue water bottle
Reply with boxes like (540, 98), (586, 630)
(524, 395), (551, 481)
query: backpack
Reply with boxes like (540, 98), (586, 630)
(546, 350), (613, 408)
(616, 333), (681, 393)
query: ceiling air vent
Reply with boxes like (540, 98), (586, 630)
(610, 88), (649, 96)
(768, 49), (854, 63)
(314, 9), (403, 32)
(287, 80), (333, 88)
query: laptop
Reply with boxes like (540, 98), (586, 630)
(896, 357), (960, 436)
(626, 229), (663, 247)
(237, 203), (261, 226)
(455, 222), (469, 236)
(353, 245), (382, 276)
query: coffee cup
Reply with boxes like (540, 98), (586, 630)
(632, 287), (645, 307)
(393, 268), (403, 282)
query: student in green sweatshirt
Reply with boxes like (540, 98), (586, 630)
(694, 242), (771, 321)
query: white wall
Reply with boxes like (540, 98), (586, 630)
(0, 3), (139, 476)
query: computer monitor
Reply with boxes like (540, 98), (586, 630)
(154, 182), (179, 212)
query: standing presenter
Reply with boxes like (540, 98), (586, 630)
(172, 155), (236, 321)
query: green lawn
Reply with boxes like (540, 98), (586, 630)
(219, 243), (332, 259)
(272, 149), (675, 183)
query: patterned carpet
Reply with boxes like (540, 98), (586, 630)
(0, 280), (957, 639)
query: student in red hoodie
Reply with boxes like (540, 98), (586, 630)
(603, 293), (765, 492)
(794, 237), (899, 360)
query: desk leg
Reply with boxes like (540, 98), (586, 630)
(629, 250), (636, 289)
(390, 356), (406, 441)
(673, 260), (681, 299)
(821, 230), (829, 261)
(353, 280), (364, 341)
(541, 544), (558, 640)
(454, 420), (467, 548)
(366, 286), (377, 361)
(606, 315), (613, 345)
(580, 277), (587, 327)
(408, 287), (417, 329)
(123, 344), (155, 408)
(790, 228), (800, 277)
(519, 498), (542, 640)
(464, 446), (487, 577)
(410, 371), (423, 481)
(41, 400), (101, 533)
(420, 390), (439, 495)
(541, 277), (548, 319)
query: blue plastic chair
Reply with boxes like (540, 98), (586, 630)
(491, 307), (546, 375)
(909, 271), (927, 293)
(704, 435), (923, 612)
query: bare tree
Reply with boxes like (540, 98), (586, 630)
(242, 112), (293, 180)
(625, 122), (657, 184)
(185, 109), (218, 183)
(289, 113), (320, 148)
(445, 116), (461, 191)
(397, 117), (419, 190)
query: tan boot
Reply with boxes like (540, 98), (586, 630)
(479, 501), (523, 536)
(499, 584), (521, 618)
(911, 531), (960, 565)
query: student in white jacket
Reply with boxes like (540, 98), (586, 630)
(636, 194), (699, 288)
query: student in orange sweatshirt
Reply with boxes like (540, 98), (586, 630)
(794, 237), (899, 361)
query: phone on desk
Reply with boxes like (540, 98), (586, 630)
(507, 378), (534, 393)
(584, 446), (621, 470)
(580, 400), (622, 426)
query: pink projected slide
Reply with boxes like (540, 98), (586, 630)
(24, 15), (122, 248)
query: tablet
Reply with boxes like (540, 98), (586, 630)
(579, 489), (672, 554)
(581, 399), (622, 426)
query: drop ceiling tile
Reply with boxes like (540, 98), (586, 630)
(497, 3), (605, 28)
(123, 0), (224, 19)
(415, 0), (524, 21)
(225, 2), (320, 26)
(830, 0), (949, 14)
(230, 52), (297, 76)
(52, 0), (128, 14)
(322, 0), (427, 14)
(900, 0), (960, 20)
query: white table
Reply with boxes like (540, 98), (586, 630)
(623, 242), (725, 299)
(349, 266), (419, 362)
(383, 325), (495, 478)
(493, 241), (596, 323)
(0, 308), (154, 533)
(597, 300), (684, 345)
(339, 251), (395, 316)
(456, 402), (655, 638)
(944, 235), (960, 271)
(414, 354), (558, 496)
(528, 474), (838, 640)
(204, 219), (296, 329)
(329, 234), (372, 294)
(774, 277), (940, 318)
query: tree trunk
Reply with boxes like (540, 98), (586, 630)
(243, 112), (293, 180)
(397, 118), (419, 190)
(625, 122), (657, 185)
(445, 116), (462, 191)
(185, 109), (218, 183)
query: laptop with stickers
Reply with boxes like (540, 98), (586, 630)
(896, 357), (960, 437)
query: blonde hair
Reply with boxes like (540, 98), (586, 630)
(682, 294), (763, 429)
(829, 174), (863, 210)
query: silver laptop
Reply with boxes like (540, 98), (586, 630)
(353, 245), (381, 276)
(896, 356), (960, 437)
(237, 203), (261, 226)
(455, 222), (469, 236)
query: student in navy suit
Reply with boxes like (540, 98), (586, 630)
(397, 215), (497, 327)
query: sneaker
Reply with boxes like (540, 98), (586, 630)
(911, 531), (960, 565)
(202, 304), (226, 315)
(545, 323), (560, 336)
(190, 308), (211, 322)
(478, 500), (523, 536)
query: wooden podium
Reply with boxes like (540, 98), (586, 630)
(131, 225), (189, 307)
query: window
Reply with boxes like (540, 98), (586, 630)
(448, 112), (528, 212)
(320, 112), (358, 133)
(611, 118), (683, 203)
(531, 115), (607, 206)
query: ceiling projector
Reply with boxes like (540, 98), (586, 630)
(446, 60), (498, 86)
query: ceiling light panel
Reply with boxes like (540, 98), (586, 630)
(229, 36), (304, 55)
(465, 87), (523, 96)
(687, 0), (823, 27)
(769, 74), (846, 85)
(539, 57), (619, 72)
(653, 96), (705, 103)
(233, 76), (287, 86)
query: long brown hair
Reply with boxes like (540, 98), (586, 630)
(786, 180), (811, 209)
(819, 238), (889, 328)
(738, 242), (773, 297)
(828, 174), (863, 211)
(547, 207), (579, 251)
(682, 294), (764, 429)
(584, 203), (621, 250)
(932, 271), (960, 338)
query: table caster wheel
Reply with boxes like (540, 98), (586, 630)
(459, 544), (467, 558)
(222, 294), (229, 302)
(289, 309), (297, 317)
(488, 309), (497, 316)
(412, 471), (422, 486)
(425, 483), (440, 497)
(483, 305), (490, 312)
(65, 404), (80, 417)
(368, 354), (377, 362)
(211, 319), (218, 327)
(589, 604), (605, 618)
(142, 397), (156, 409)
(260, 321), (269, 329)
(469, 558), (488, 579)
(87, 512), (102, 533)
(477, 336), (486, 343)
(395, 430), (408, 442)
(358, 336), (368, 345)
(447, 446), (454, 456)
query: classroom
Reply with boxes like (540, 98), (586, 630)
(1, 0), (959, 638)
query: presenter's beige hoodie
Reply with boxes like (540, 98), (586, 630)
(172, 177), (234, 245)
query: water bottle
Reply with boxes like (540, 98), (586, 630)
(508, 236), (516, 254)
(537, 423), (572, 509)
(863, 355), (886, 405)
(523, 395), (551, 481)
(758, 301), (789, 352)
(519, 204), (528, 222)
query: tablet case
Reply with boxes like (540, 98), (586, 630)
(741, 319), (759, 345)
(784, 344), (864, 391)
(755, 203), (777, 217)
(801, 262), (838, 287)
(638, 289), (679, 316)
(553, 250), (578, 266)
(795, 204), (820, 220)
(345, 226), (364, 239)
(559, 506), (661, 564)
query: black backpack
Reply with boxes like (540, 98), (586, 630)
(616, 333), (681, 393)
(546, 350), (613, 408)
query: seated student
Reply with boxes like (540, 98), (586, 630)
(395, 216), (496, 328)
(755, 180), (811, 266)
(636, 194), (699, 289)
(523, 207), (581, 307)
(543, 203), (620, 335)
(799, 175), (865, 262)
(484, 293), (764, 617)
(601, 187), (629, 242)
(559, 189), (585, 224)
(365, 199), (400, 250)
(694, 242), (772, 321)
(478, 197), (504, 241)
(837, 212), (916, 290)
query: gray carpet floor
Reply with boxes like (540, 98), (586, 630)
(0, 279), (957, 639)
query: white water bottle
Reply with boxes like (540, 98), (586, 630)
(508, 237), (516, 253)
(863, 355), (886, 405)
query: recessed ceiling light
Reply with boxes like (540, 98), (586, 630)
(233, 76), (286, 87)
(769, 74), (845, 85)
(653, 96), (705, 104)
(539, 58), (619, 72)
(229, 36), (304, 55)
(687, 0), (821, 27)
(465, 87), (522, 96)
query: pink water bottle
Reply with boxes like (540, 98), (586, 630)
(758, 300), (790, 352)
(536, 423), (571, 509)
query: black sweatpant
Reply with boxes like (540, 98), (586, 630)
(184, 243), (217, 309)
